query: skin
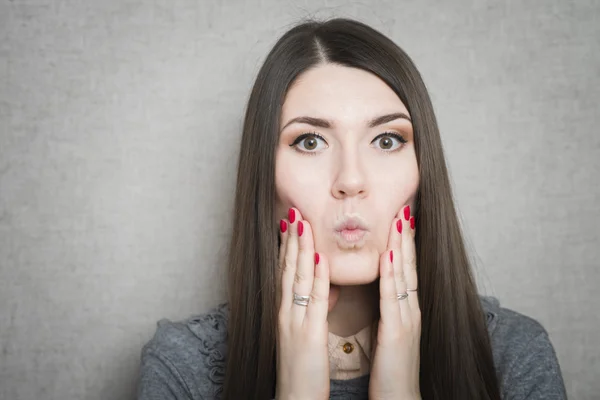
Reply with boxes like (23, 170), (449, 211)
(275, 63), (420, 336)
(274, 63), (422, 398)
(276, 207), (421, 399)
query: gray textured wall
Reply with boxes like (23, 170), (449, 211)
(1, 1), (598, 399)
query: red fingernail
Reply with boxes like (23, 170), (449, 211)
(390, 250), (394, 263)
(315, 252), (320, 265)
(404, 205), (410, 221)
(396, 219), (402, 234)
(410, 216), (415, 230)
(280, 219), (287, 233)
(288, 208), (296, 224)
(297, 220), (304, 236)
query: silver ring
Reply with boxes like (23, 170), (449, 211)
(407, 288), (418, 292)
(293, 293), (310, 307)
(397, 292), (408, 300)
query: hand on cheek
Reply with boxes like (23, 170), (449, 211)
(283, 206), (340, 312)
(369, 205), (421, 400)
(275, 207), (333, 400)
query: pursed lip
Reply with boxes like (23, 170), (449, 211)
(334, 216), (369, 232)
(334, 216), (369, 246)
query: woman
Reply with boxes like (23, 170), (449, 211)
(137, 18), (567, 400)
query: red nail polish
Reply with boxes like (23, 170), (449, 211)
(315, 252), (320, 265)
(390, 250), (394, 263)
(396, 219), (402, 234)
(280, 219), (287, 233)
(288, 208), (296, 224)
(297, 220), (304, 236)
(404, 205), (410, 221)
(410, 216), (415, 230)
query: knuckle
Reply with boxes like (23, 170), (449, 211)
(382, 294), (398, 302)
(282, 257), (294, 273)
(312, 275), (325, 288)
(294, 270), (307, 284)
(309, 289), (326, 304)
(277, 260), (285, 273)
(297, 237), (308, 251)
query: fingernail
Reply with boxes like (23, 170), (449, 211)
(314, 252), (320, 265)
(396, 219), (402, 234)
(410, 216), (415, 230)
(288, 208), (296, 224)
(404, 205), (410, 221)
(297, 220), (304, 236)
(280, 219), (287, 233)
(390, 250), (394, 263)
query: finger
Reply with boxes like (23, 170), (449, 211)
(402, 204), (411, 223)
(403, 213), (420, 314)
(281, 208), (299, 312)
(276, 218), (289, 310)
(387, 217), (405, 287)
(386, 215), (402, 250)
(396, 277), (411, 329)
(387, 203), (410, 251)
(305, 251), (330, 328)
(393, 218), (412, 328)
(288, 207), (312, 309)
(292, 217), (315, 324)
(379, 250), (402, 330)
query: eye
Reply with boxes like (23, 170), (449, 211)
(371, 132), (407, 151)
(290, 132), (328, 154)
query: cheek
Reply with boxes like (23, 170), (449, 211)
(370, 164), (419, 246)
(372, 162), (419, 211)
(275, 154), (295, 216)
(275, 160), (328, 219)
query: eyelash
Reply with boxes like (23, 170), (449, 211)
(289, 131), (408, 155)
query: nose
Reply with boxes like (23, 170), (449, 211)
(331, 150), (368, 199)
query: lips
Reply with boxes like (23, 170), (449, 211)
(334, 216), (369, 247)
(338, 228), (367, 242)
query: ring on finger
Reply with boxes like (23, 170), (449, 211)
(293, 293), (310, 307)
(407, 288), (418, 292)
(396, 292), (408, 300)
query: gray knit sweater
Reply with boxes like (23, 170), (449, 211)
(137, 296), (567, 399)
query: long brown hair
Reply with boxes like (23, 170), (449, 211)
(223, 18), (501, 400)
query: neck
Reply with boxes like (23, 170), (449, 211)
(327, 281), (379, 337)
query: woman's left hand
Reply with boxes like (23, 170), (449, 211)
(369, 205), (422, 400)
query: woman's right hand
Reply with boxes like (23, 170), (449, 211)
(275, 207), (331, 400)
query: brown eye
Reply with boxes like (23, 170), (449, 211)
(371, 132), (407, 152)
(290, 133), (328, 154)
(303, 137), (318, 150)
(379, 137), (393, 149)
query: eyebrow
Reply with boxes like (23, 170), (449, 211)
(280, 112), (412, 132)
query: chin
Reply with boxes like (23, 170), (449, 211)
(327, 249), (380, 286)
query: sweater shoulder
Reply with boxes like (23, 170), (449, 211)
(479, 296), (566, 398)
(139, 303), (230, 399)
(480, 295), (548, 345)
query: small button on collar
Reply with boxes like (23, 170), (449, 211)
(342, 342), (354, 354)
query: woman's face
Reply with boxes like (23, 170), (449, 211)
(275, 63), (419, 285)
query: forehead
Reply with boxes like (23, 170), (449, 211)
(281, 64), (409, 125)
